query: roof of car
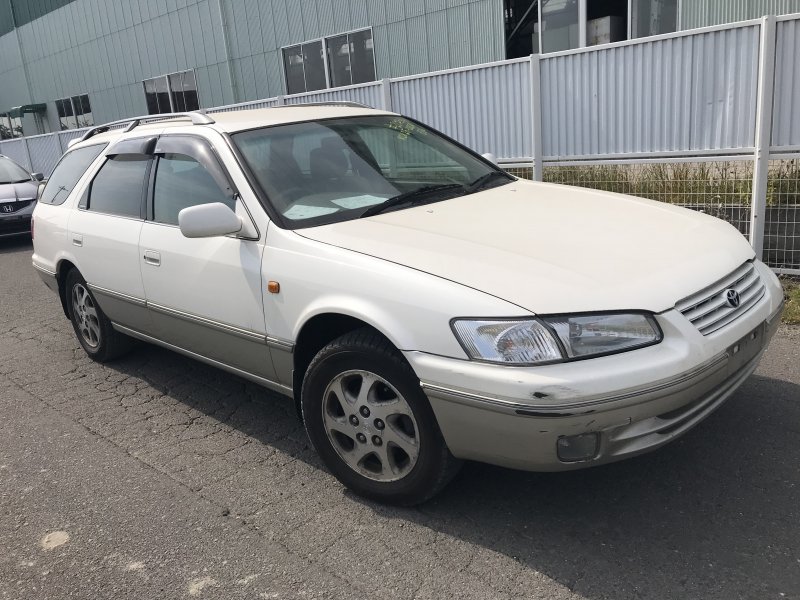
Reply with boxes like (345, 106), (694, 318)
(208, 105), (393, 132)
(69, 105), (394, 151)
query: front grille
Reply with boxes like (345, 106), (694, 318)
(675, 261), (765, 335)
(0, 200), (33, 214)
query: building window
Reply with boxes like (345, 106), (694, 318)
(143, 70), (199, 115)
(56, 95), (93, 130)
(282, 28), (376, 95)
(0, 113), (23, 139)
(630, 0), (678, 38)
(540, 0), (580, 53)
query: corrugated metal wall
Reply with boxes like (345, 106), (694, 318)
(539, 25), (760, 158)
(1, 0), (504, 132)
(390, 59), (533, 160)
(772, 17), (800, 149)
(283, 82), (384, 109)
(0, 138), (30, 170)
(681, 0), (800, 30)
(6, 14), (800, 174)
(26, 133), (62, 174)
(15, 0), (235, 130)
(0, 30), (30, 110)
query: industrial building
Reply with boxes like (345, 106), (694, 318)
(1, 0), (799, 138)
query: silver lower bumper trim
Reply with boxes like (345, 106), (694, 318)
(422, 300), (784, 417)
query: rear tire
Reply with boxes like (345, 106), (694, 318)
(65, 269), (133, 362)
(301, 328), (461, 505)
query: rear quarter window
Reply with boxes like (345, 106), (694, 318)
(39, 144), (107, 206)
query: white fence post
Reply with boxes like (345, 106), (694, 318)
(749, 15), (777, 260)
(529, 55), (543, 181)
(23, 138), (33, 172)
(380, 78), (392, 111)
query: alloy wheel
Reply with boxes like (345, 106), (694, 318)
(72, 283), (101, 348)
(322, 369), (420, 482)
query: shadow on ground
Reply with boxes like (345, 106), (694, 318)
(0, 236), (32, 254)
(106, 340), (800, 599)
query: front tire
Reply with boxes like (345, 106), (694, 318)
(66, 269), (132, 362)
(301, 328), (461, 505)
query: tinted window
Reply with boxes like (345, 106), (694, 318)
(282, 41), (326, 94)
(39, 144), (106, 205)
(152, 153), (234, 225)
(283, 46), (305, 95)
(349, 29), (376, 84)
(88, 155), (149, 218)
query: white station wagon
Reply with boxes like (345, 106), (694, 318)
(32, 106), (784, 505)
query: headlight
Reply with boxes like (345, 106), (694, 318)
(541, 313), (661, 358)
(451, 313), (661, 365)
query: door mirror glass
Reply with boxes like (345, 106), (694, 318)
(31, 172), (44, 181)
(178, 202), (242, 238)
(36, 181), (47, 200)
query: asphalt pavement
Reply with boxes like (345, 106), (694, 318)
(1, 236), (799, 600)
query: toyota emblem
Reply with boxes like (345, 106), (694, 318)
(724, 288), (741, 308)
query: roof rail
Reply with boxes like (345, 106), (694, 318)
(78, 111), (215, 143)
(273, 101), (372, 109)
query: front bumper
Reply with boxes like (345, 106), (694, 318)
(0, 200), (35, 237)
(407, 261), (784, 471)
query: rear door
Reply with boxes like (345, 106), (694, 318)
(137, 134), (275, 381)
(67, 138), (155, 332)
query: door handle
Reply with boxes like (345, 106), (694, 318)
(72, 235), (83, 247)
(143, 250), (161, 266)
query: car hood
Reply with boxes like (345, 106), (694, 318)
(297, 180), (755, 314)
(0, 180), (38, 202)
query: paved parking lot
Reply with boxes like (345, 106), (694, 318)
(1, 236), (799, 600)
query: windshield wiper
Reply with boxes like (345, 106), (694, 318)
(360, 183), (465, 218)
(464, 170), (513, 194)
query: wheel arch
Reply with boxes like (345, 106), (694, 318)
(56, 258), (78, 318)
(292, 312), (400, 417)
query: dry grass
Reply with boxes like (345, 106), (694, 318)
(506, 159), (800, 207)
(781, 278), (800, 325)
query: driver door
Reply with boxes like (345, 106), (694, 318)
(138, 134), (275, 382)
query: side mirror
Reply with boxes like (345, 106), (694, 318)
(36, 181), (47, 201)
(178, 202), (242, 238)
(32, 172), (44, 181)
(481, 152), (497, 165)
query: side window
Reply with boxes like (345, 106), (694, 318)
(152, 153), (235, 226)
(39, 144), (106, 206)
(87, 155), (149, 218)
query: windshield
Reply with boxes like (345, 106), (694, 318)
(0, 156), (31, 184)
(232, 115), (509, 228)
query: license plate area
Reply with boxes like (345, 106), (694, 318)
(727, 322), (766, 372)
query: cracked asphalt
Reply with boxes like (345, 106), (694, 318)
(1, 235), (799, 600)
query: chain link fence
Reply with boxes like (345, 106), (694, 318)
(765, 158), (800, 272)
(505, 159), (800, 272)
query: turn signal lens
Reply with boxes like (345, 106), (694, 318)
(451, 319), (562, 364)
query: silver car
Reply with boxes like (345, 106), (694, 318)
(0, 154), (42, 238)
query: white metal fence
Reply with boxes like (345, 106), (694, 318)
(2, 13), (799, 274)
